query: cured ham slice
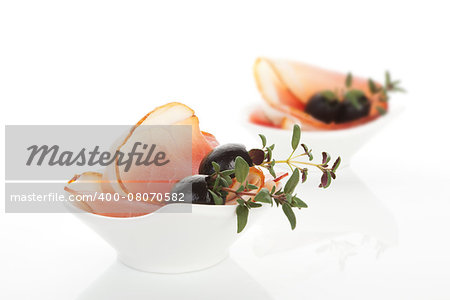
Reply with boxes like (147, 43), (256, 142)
(65, 102), (218, 217)
(253, 58), (388, 130)
(102, 102), (218, 196)
(64, 172), (160, 217)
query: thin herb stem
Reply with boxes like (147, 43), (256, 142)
(263, 160), (323, 170)
(291, 153), (308, 159)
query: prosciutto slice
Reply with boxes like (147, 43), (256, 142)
(253, 58), (388, 130)
(65, 102), (218, 217)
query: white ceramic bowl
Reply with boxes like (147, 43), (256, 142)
(244, 104), (404, 167)
(66, 201), (269, 273)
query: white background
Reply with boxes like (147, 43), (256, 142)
(1, 0), (449, 299)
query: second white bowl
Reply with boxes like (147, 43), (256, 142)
(244, 104), (404, 167)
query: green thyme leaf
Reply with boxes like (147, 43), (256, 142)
(236, 204), (249, 233)
(345, 90), (363, 110)
(285, 193), (292, 204)
(385, 71), (391, 87)
(247, 202), (262, 208)
(212, 161), (220, 173)
(284, 168), (300, 194)
(268, 164), (276, 178)
(213, 176), (220, 190)
(235, 156), (249, 184)
(345, 72), (353, 88)
(320, 171), (332, 188)
(376, 106), (387, 115)
(254, 188), (272, 204)
(282, 203), (296, 230)
(301, 168), (308, 183)
(322, 152), (331, 164)
(368, 78), (378, 94)
(209, 190), (224, 205)
(291, 124), (301, 151)
(332, 157), (341, 172)
(223, 175), (233, 186)
(266, 147), (273, 162)
(247, 184), (259, 190)
(259, 134), (267, 148)
(219, 177), (229, 187)
(236, 198), (245, 206)
(321, 90), (337, 101)
(220, 170), (234, 176)
(293, 196), (308, 208)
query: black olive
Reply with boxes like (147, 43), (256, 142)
(335, 93), (371, 123)
(171, 175), (216, 205)
(305, 93), (339, 124)
(198, 143), (253, 175)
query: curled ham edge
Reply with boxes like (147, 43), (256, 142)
(64, 102), (283, 217)
(253, 57), (389, 131)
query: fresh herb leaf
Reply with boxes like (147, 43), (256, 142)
(248, 202), (262, 208)
(332, 157), (341, 172)
(301, 143), (308, 153)
(301, 168), (308, 183)
(322, 152), (331, 164)
(345, 72), (353, 88)
(234, 156), (249, 184)
(376, 106), (387, 115)
(284, 168), (300, 194)
(321, 90), (337, 101)
(209, 190), (224, 205)
(345, 90), (365, 110)
(320, 171), (332, 188)
(259, 134), (267, 148)
(212, 161), (220, 173)
(266, 147), (273, 162)
(291, 124), (301, 151)
(221, 170), (234, 176)
(385, 71), (391, 87)
(368, 78), (378, 94)
(254, 188), (272, 204)
(236, 204), (249, 233)
(282, 203), (296, 230)
(285, 193), (292, 204)
(247, 184), (259, 190)
(213, 176), (220, 190)
(293, 196), (308, 208)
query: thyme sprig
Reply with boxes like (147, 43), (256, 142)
(207, 124), (341, 233)
(368, 71), (405, 114)
(318, 71), (405, 112)
(253, 124), (340, 188)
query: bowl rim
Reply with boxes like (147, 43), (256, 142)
(65, 200), (246, 221)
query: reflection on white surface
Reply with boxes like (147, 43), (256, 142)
(75, 168), (399, 300)
(77, 257), (273, 300)
(250, 167), (398, 269)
